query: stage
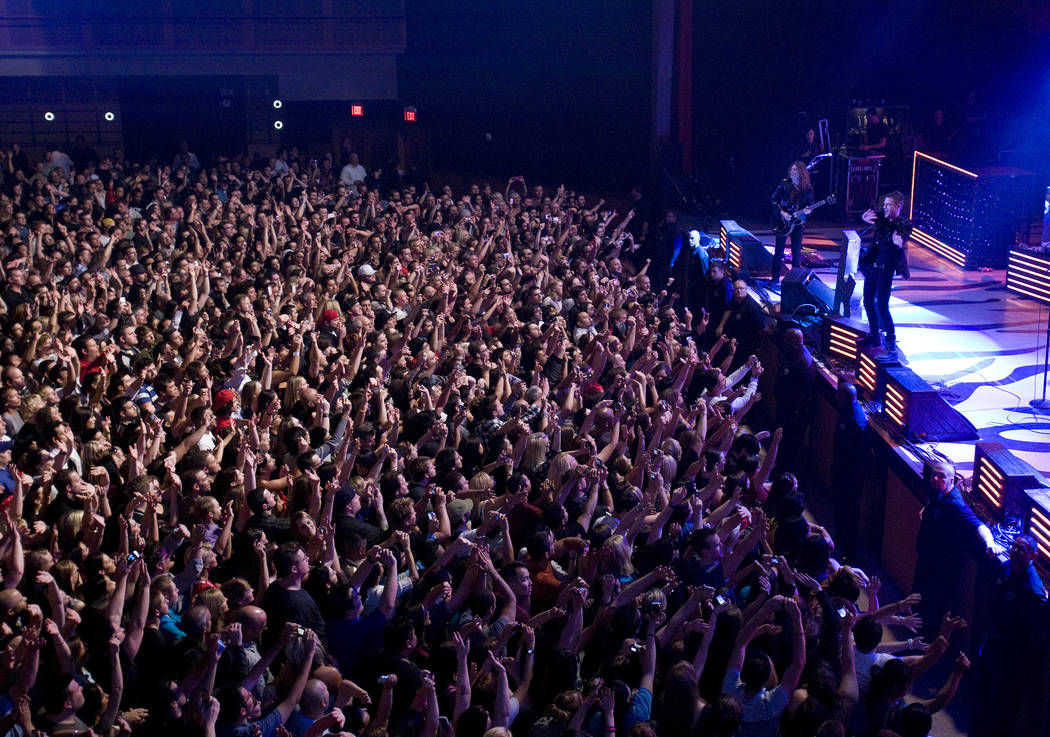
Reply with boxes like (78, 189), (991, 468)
(739, 219), (1050, 478)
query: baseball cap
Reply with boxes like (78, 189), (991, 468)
(319, 308), (340, 324)
(214, 388), (237, 409)
(357, 264), (376, 277)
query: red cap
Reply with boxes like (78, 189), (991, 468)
(320, 308), (340, 324)
(214, 388), (237, 409)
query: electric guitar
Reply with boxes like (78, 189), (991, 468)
(772, 193), (837, 237)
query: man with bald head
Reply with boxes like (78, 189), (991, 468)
(914, 461), (1001, 638)
(223, 605), (268, 697)
(0, 588), (27, 634)
(285, 678), (332, 736)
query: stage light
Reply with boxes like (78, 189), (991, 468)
(822, 316), (867, 365)
(403, 107), (417, 123)
(973, 442), (1048, 519)
(909, 150), (1031, 269)
(104, 111), (115, 121)
(43, 111), (54, 121)
(1006, 249), (1050, 305)
(1024, 489), (1050, 566)
(351, 105), (364, 117)
(910, 228), (967, 268)
(718, 220), (764, 273)
(857, 351), (880, 398)
(272, 99), (282, 109)
(882, 366), (979, 442)
(273, 120), (283, 130)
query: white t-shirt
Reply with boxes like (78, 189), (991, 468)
(340, 163), (367, 186)
(854, 650), (895, 693)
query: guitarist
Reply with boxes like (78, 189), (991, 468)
(769, 161), (813, 290)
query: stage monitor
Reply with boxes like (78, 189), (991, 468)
(883, 366), (979, 442)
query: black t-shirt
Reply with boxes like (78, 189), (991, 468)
(134, 627), (171, 692)
(866, 120), (889, 147)
(2, 285), (30, 312)
(246, 512), (292, 544)
(723, 297), (765, 351)
(262, 584), (329, 650)
(336, 515), (383, 548)
(771, 180), (814, 211)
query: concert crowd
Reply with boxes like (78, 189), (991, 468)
(0, 140), (1013, 737)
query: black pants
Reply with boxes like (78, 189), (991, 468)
(771, 227), (803, 282)
(862, 265), (895, 342)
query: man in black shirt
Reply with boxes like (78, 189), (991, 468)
(262, 542), (328, 651)
(913, 461), (1000, 639)
(831, 381), (870, 560)
(859, 191), (911, 360)
(773, 328), (814, 473)
(716, 279), (767, 365)
(972, 533), (1048, 737)
(860, 108), (888, 153)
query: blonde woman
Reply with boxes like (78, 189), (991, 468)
(546, 451), (578, 488)
(601, 534), (636, 583)
(283, 375), (308, 408)
(520, 433), (551, 485)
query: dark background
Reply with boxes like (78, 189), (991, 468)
(398, 0), (1050, 215)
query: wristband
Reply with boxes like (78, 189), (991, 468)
(526, 648), (534, 654)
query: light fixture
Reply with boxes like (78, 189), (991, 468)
(273, 120), (283, 130)
(972, 442), (1047, 519)
(104, 111), (115, 121)
(882, 366), (979, 442)
(1006, 249), (1050, 305)
(857, 351), (880, 398)
(1024, 489), (1050, 565)
(272, 99), (282, 109)
(43, 111), (54, 121)
(823, 317), (867, 365)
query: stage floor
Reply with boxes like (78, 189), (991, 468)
(741, 219), (1050, 478)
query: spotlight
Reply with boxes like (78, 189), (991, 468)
(273, 120), (283, 130)
(351, 104), (364, 117)
(104, 111), (115, 122)
(43, 111), (55, 121)
(272, 99), (282, 109)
